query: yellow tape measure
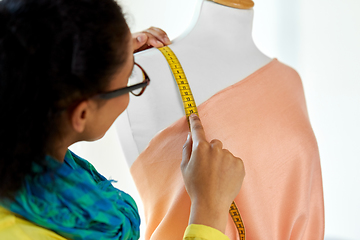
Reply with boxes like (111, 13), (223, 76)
(158, 46), (198, 120)
(158, 46), (246, 240)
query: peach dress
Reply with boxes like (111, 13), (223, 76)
(130, 59), (325, 240)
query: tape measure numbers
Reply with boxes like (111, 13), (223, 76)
(158, 47), (198, 119)
(158, 46), (246, 240)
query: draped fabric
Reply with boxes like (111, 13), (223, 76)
(1, 150), (140, 240)
(130, 59), (324, 240)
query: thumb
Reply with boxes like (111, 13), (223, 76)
(132, 33), (148, 52)
(181, 132), (192, 170)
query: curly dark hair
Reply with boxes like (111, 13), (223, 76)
(0, 0), (129, 199)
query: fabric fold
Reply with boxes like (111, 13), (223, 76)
(130, 59), (324, 240)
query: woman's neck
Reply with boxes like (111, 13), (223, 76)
(173, 0), (255, 49)
(47, 142), (69, 163)
(47, 124), (77, 163)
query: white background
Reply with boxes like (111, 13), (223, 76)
(70, 0), (360, 239)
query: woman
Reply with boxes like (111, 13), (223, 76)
(0, 0), (245, 239)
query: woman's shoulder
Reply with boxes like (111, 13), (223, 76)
(0, 206), (66, 240)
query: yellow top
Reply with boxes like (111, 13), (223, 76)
(0, 206), (66, 240)
(0, 206), (229, 240)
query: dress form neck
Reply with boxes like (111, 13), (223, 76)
(173, 0), (255, 51)
(210, 0), (254, 9)
(115, 0), (271, 166)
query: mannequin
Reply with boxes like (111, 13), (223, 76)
(115, 0), (271, 166)
(116, 0), (325, 239)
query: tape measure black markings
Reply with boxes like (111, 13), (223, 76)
(158, 46), (246, 240)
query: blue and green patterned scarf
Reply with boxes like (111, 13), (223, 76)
(1, 150), (140, 240)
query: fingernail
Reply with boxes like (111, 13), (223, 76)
(157, 40), (164, 46)
(189, 113), (197, 118)
(137, 34), (145, 42)
(164, 36), (170, 43)
(187, 132), (191, 140)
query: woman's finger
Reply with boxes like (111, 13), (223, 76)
(181, 132), (193, 170)
(189, 114), (207, 145)
(132, 32), (148, 52)
(132, 27), (171, 53)
(144, 27), (171, 45)
(210, 139), (223, 149)
(143, 31), (164, 48)
(132, 31), (162, 53)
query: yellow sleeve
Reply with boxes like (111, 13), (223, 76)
(183, 224), (230, 240)
(0, 206), (67, 240)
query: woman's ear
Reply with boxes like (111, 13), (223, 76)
(70, 101), (90, 133)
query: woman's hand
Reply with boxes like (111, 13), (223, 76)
(181, 114), (245, 234)
(132, 27), (171, 53)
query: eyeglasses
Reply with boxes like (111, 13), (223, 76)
(95, 62), (150, 100)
